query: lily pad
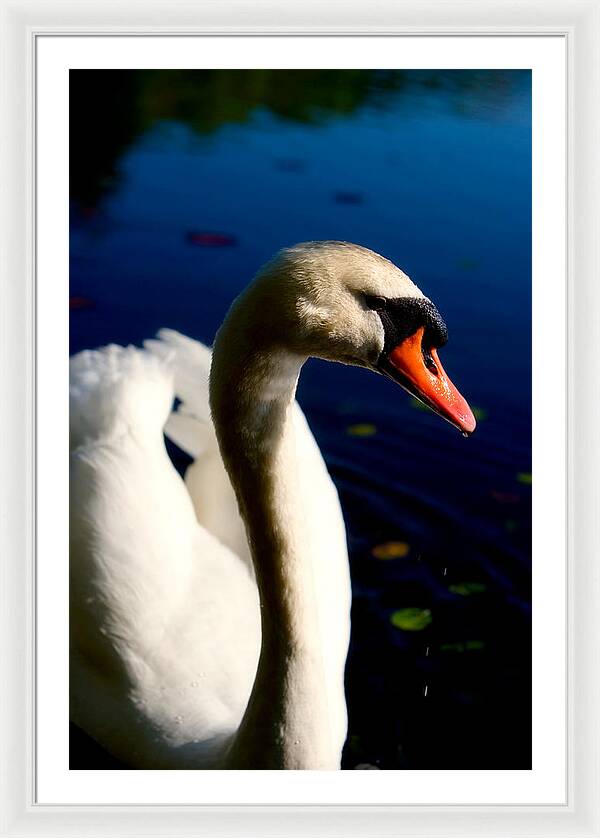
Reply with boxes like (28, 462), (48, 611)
(517, 471), (532, 485)
(69, 296), (94, 310)
(410, 397), (432, 413)
(491, 490), (520, 504)
(336, 400), (359, 415)
(371, 541), (410, 560)
(346, 423), (377, 437)
(456, 257), (479, 271)
(186, 230), (237, 247)
(275, 158), (306, 173)
(390, 608), (432, 631)
(440, 640), (485, 653)
(334, 191), (365, 205)
(448, 581), (487, 596)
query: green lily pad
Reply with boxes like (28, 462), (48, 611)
(336, 400), (359, 415)
(517, 471), (532, 485)
(457, 257), (479, 271)
(410, 397), (432, 413)
(346, 423), (377, 437)
(448, 581), (487, 596)
(440, 640), (485, 653)
(390, 608), (432, 631)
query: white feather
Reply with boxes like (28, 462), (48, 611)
(70, 343), (261, 767)
(70, 334), (349, 767)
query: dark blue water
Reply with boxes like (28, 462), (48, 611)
(70, 70), (531, 769)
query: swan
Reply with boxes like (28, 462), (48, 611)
(69, 241), (476, 770)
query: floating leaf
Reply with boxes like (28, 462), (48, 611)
(440, 641), (462, 653)
(472, 406), (487, 421)
(371, 541), (410, 560)
(77, 205), (99, 221)
(186, 230), (237, 247)
(440, 640), (485, 653)
(275, 158), (305, 172)
(410, 397), (432, 413)
(336, 400), (360, 415)
(390, 608), (432, 631)
(334, 191), (364, 205)
(448, 581), (486, 596)
(457, 257), (479, 271)
(69, 296), (94, 310)
(491, 490), (520, 504)
(517, 472), (532, 485)
(346, 423), (377, 437)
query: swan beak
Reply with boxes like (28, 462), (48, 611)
(380, 326), (476, 435)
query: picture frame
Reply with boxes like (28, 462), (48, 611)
(1, 1), (598, 835)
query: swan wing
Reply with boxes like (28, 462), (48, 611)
(144, 329), (252, 570)
(70, 344), (260, 768)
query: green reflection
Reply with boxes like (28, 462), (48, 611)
(70, 69), (528, 206)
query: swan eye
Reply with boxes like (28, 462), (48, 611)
(365, 295), (387, 311)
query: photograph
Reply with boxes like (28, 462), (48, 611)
(68, 68), (532, 771)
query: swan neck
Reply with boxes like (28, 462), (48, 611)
(210, 337), (312, 640)
(210, 323), (335, 768)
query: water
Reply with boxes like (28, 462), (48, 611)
(70, 70), (532, 769)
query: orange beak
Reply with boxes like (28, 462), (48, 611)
(382, 326), (476, 435)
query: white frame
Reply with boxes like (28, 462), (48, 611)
(0, 1), (598, 836)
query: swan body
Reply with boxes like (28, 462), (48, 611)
(70, 336), (349, 768)
(70, 241), (475, 769)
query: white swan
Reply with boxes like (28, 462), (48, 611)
(69, 241), (475, 769)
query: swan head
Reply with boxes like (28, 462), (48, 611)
(224, 241), (476, 435)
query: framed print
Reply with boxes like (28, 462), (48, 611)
(1, 1), (599, 836)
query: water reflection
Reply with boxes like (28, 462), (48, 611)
(70, 69), (528, 206)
